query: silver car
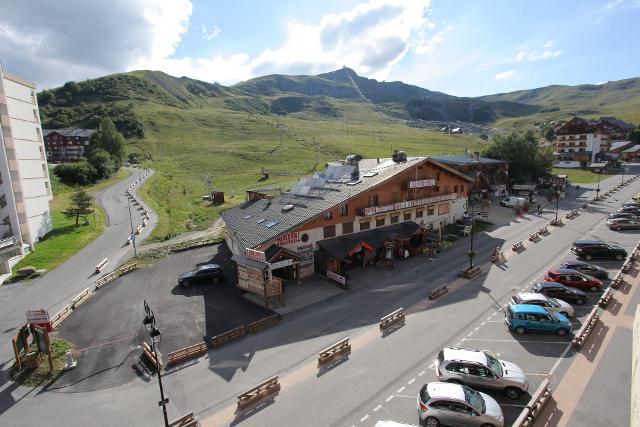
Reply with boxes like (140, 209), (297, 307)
(510, 292), (574, 317)
(436, 347), (528, 399)
(606, 217), (640, 230)
(417, 382), (504, 427)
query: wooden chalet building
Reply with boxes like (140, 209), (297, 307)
(43, 129), (94, 162)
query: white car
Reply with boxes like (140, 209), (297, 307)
(509, 292), (574, 317)
(499, 196), (527, 208)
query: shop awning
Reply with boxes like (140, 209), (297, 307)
(231, 254), (266, 270)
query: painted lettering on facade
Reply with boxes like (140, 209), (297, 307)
(276, 232), (300, 246)
(408, 179), (436, 188)
(362, 193), (457, 216)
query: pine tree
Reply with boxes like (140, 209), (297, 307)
(63, 189), (94, 226)
(88, 117), (126, 168)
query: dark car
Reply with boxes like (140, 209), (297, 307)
(615, 206), (640, 214)
(607, 212), (638, 220)
(544, 268), (603, 292)
(178, 264), (224, 287)
(531, 281), (588, 305)
(558, 259), (609, 279)
(571, 239), (627, 261)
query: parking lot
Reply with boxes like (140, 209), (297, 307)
(53, 244), (274, 392)
(338, 195), (638, 427)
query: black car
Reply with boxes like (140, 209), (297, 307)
(559, 259), (609, 279)
(571, 239), (627, 261)
(178, 264), (224, 287)
(616, 206), (640, 214)
(531, 281), (588, 305)
(608, 212), (639, 220)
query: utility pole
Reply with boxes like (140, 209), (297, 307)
(127, 197), (137, 257)
(596, 170), (601, 199)
(469, 219), (475, 269)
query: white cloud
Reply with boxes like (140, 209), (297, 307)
(528, 49), (562, 60)
(543, 40), (554, 48)
(605, 0), (624, 10)
(415, 24), (453, 55)
(201, 24), (221, 41)
(495, 70), (515, 79)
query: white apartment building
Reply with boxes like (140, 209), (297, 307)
(0, 68), (53, 274)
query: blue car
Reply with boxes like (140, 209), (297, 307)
(505, 304), (572, 336)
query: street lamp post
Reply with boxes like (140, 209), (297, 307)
(622, 164), (626, 185)
(554, 189), (560, 222)
(466, 217), (475, 270)
(127, 196), (138, 258)
(596, 170), (601, 198)
(143, 301), (169, 427)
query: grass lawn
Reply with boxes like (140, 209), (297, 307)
(9, 168), (129, 278)
(10, 338), (72, 387)
(552, 167), (616, 184)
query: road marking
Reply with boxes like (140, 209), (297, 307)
(467, 331), (474, 337)
(397, 386), (406, 393)
(486, 316), (493, 321)
(463, 338), (569, 344)
(485, 320), (504, 323)
(408, 378), (416, 385)
(385, 395), (394, 402)
(474, 326), (480, 331)
(373, 405), (382, 412)
(419, 370), (426, 376)
(481, 321), (486, 326)
(492, 311), (498, 316)
(500, 403), (528, 407)
(428, 362), (435, 368)
(549, 342), (573, 376)
(395, 394), (416, 399)
(360, 414), (369, 422)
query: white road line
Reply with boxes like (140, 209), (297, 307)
(373, 405), (382, 412)
(360, 414), (369, 422)
(486, 316), (493, 321)
(481, 321), (486, 326)
(408, 378), (416, 385)
(395, 394), (417, 399)
(386, 395), (394, 402)
(463, 338), (569, 344)
(492, 311), (497, 316)
(474, 327), (480, 331)
(549, 342), (573, 376)
(467, 331), (474, 337)
(419, 370), (426, 376)
(485, 320), (504, 322)
(397, 386), (406, 393)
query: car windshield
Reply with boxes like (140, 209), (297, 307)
(483, 351), (503, 377)
(463, 385), (485, 414)
(547, 296), (560, 307)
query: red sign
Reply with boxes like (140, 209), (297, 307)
(409, 179), (436, 188)
(245, 248), (266, 263)
(363, 193), (457, 216)
(276, 232), (300, 246)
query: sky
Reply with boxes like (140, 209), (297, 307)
(1, 0), (639, 96)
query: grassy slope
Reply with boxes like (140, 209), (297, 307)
(129, 97), (484, 240)
(551, 167), (616, 184)
(11, 168), (129, 274)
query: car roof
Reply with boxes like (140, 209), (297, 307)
(426, 382), (465, 401)
(198, 263), (222, 269)
(574, 239), (603, 245)
(510, 304), (548, 314)
(561, 259), (586, 266)
(534, 281), (563, 288)
(442, 348), (488, 365)
(549, 268), (579, 274)
(516, 292), (546, 302)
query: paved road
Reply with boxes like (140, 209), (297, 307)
(0, 167), (156, 364)
(0, 170), (637, 427)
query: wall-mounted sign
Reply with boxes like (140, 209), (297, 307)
(245, 248), (266, 263)
(362, 193), (457, 217)
(237, 264), (265, 295)
(438, 203), (450, 215)
(270, 259), (293, 270)
(276, 232), (300, 246)
(266, 278), (283, 297)
(26, 309), (49, 324)
(409, 179), (436, 188)
(327, 270), (346, 285)
(297, 244), (314, 267)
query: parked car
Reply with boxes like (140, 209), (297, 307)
(622, 200), (640, 208)
(607, 217), (640, 230)
(544, 268), (603, 292)
(505, 304), (572, 336)
(417, 382), (504, 427)
(499, 196), (527, 208)
(559, 259), (608, 279)
(571, 239), (627, 261)
(178, 264), (224, 287)
(615, 206), (640, 214)
(510, 292), (574, 317)
(607, 212), (638, 220)
(531, 281), (588, 305)
(435, 348), (528, 399)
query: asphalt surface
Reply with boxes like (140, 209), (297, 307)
(0, 169), (637, 427)
(53, 244), (274, 392)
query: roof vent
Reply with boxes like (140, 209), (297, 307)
(282, 204), (294, 212)
(392, 150), (407, 163)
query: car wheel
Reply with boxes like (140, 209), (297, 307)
(575, 298), (585, 305)
(556, 328), (569, 337)
(515, 326), (526, 335)
(585, 254), (593, 260)
(589, 285), (600, 292)
(615, 254), (624, 261)
(505, 387), (521, 400)
(425, 417), (440, 427)
(617, 226), (622, 231)
(480, 424), (496, 427)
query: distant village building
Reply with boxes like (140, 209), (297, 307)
(222, 153), (473, 297)
(553, 116), (635, 168)
(429, 153), (508, 197)
(43, 129), (94, 162)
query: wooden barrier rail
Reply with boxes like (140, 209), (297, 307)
(528, 232), (540, 242)
(95, 271), (119, 289)
(622, 257), (633, 273)
(71, 287), (92, 309)
(136, 224), (144, 235)
(142, 342), (163, 371)
(379, 308), (405, 332)
(119, 262), (138, 275)
(318, 338), (351, 366)
(491, 251), (505, 264)
(167, 342), (207, 367)
(168, 413), (198, 427)
(598, 287), (614, 308)
(429, 284), (448, 300)
(550, 218), (563, 226)
(512, 377), (552, 427)
(459, 265), (482, 279)
(538, 225), (549, 235)
(50, 305), (73, 329)
(211, 326), (247, 347)
(168, 238), (223, 253)
(247, 314), (280, 334)
(512, 241), (525, 252)
(95, 258), (108, 273)
(611, 272), (623, 289)
(572, 306), (599, 349)
(236, 376), (281, 411)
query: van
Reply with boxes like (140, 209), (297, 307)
(499, 196), (527, 208)
(505, 304), (572, 336)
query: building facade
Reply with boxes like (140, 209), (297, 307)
(44, 129), (94, 162)
(0, 68), (53, 274)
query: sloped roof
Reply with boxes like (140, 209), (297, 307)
(429, 154), (506, 166)
(222, 157), (472, 250)
(43, 128), (95, 138)
(610, 141), (633, 152)
(622, 145), (640, 153)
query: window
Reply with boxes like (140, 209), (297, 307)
(427, 206), (435, 216)
(342, 221), (353, 234)
(434, 186), (439, 192)
(453, 185), (458, 193)
(376, 216), (385, 227)
(324, 211), (333, 220)
(368, 194), (379, 206)
(403, 212), (411, 221)
(360, 221), (371, 230)
(444, 185), (450, 193)
(0, 195), (6, 209)
(390, 214), (399, 224)
(301, 233), (309, 242)
(416, 210), (423, 218)
(340, 204), (348, 216)
(323, 225), (336, 238)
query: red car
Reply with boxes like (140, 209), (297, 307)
(544, 268), (603, 292)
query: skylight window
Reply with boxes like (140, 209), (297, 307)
(256, 218), (266, 224)
(244, 214), (253, 220)
(265, 220), (279, 228)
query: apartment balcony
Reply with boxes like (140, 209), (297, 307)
(0, 114), (10, 128)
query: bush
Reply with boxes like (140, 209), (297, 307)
(54, 160), (97, 186)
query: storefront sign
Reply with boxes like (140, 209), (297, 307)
(237, 264), (265, 296)
(265, 279), (283, 297)
(297, 244), (314, 267)
(270, 259), (293, 270)
(512, 184), (535, 191)
(276, 232), (300, 246)
(409, 179), (436, 188)
(26, 309), (49, 324)
(362, 193), (457, 217)
(438, 203), (450, 215)
(245, 248), (266, 263)
(327, 270), (346, 285)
